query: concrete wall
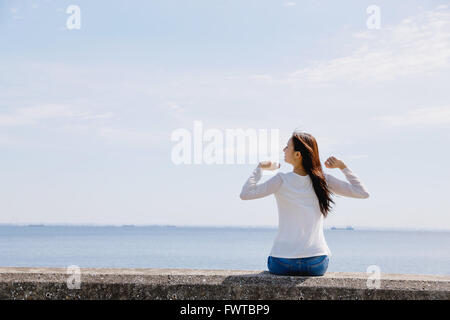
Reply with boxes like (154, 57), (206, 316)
(0, 267), (448, 300)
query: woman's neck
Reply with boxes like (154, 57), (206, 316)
(293, 164), (308, 176)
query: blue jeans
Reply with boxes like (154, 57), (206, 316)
(267, 255), (329, 276)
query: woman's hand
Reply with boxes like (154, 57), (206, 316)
(324, 156), (347, 170)
(258, 161), (280, 170)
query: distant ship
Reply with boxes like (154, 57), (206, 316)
(330, 226), (354, 230)
(27, 224), (45, 227)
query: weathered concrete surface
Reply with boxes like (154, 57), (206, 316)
(0, 267), (448, 300)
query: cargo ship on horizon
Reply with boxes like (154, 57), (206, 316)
(330, 226), (354, 230)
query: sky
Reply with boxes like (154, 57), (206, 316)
(0, 0), (449, 230)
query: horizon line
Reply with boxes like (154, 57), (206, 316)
(0, 223), (449, 232)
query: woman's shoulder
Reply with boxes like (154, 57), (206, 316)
(277, 171), (308, 185)
(264, 171), (286, 185)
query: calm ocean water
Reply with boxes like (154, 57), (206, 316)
(0, 225), (448, 275)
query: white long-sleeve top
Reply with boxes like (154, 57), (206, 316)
(239, 166), (369, 258)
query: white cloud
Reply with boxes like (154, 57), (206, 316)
(167, 102), (184, 114)
(0, 105), (114, 127)
(82, 112), (114, 120)
(289, 6), (450, 83)
(249, 74), (273, 82)
(0, 134), (20, 146)
(97, 126), (166, 147)
(0, 105), (165, 148)
(344, 154), (369, 159)
(283, 2), (296, 7)
(165, 101), (187, 121)
(373, 106), (450, 127)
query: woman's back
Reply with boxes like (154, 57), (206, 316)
(272, 171), (330, 258)
(240, 166), (369, 259)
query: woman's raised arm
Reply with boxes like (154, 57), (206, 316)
(239, 165), (283, 200)
(324, 168), (370, 199)
(323, 156), (370, 199)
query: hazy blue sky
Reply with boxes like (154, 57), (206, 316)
(1, 0), (449, 230)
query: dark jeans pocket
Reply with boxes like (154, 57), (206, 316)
(267, 256), (293, 275)
(306, 255), (329, 276)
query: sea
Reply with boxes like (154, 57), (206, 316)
(0, 225), (449, 275)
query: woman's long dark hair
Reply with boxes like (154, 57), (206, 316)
(292, 131), (334, 217)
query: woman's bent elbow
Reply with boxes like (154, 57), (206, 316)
(360, 191), (370, 199)
(240, 192), (256, 200)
